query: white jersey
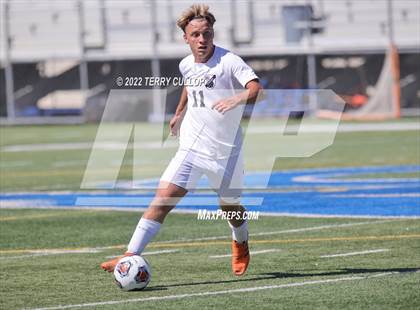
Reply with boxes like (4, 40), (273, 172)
(178, 46), (258, 159)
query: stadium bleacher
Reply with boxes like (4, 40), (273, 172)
(0, 0), (419, 119)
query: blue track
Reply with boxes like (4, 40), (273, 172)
(1, 165), (419, 217)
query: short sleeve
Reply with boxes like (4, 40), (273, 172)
(179, 60), (186, 77)
(230, 54), (259, 87)
(179, 55), (192, 77)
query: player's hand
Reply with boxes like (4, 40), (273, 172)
(212, 96), (241, 114)
(169, 114), (182, 136)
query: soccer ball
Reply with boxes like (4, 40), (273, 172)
(113, 255), (151, 291)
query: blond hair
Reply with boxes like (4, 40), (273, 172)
(176, 4), (216, 33)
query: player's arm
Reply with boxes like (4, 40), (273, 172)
(169, 86), (188, 136)
(212, 79), (263, 114)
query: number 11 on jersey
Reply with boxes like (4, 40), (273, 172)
(192, 90), (205, 107)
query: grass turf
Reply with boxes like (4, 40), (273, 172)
(0, 122), (419, 191)
(0, 209), (419, 310)
(0, 121), (419, 309)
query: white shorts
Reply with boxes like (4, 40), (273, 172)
(160, 149), (244, 204)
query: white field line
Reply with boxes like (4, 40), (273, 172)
(247, 212), (420, 219)
(106, 249), (179, 258)
(1, 141), (178, 152)
(154, 219), (395, 244)
(0, 249), (101, 260)
(2, 204), (418, 219)
(294, 175), (419, 184)
(327, 194), (420, 198)
(0, 219), (399, 258)
(24, 272), (399, 310)
(50, 160), (87, 168)
(3, 123), (418, 153)
(0, 160), (32, 168)
(0, 249), (180, 261)
(210, 249), (280, 258)
(320, 249), (390, 258)
(75, 196), (264, 206)
(247, 122), (420, 134)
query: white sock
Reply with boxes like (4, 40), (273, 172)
(127, 218), (161, 254)
(228, 220), (248, 243)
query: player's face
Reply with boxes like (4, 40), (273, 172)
(183, 19), (214, 63)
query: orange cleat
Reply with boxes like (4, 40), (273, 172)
(100, 252), (134, 272)
(231, 240), (250, 276)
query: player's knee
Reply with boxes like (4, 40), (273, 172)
(150, 196), (175, 209)
(219, 195), (241, 205)
(219, 200), (245, 213)
(146, 204), (173, 222)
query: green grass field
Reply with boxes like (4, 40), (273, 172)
(0, 210), (419, 310)
(0, 120), (419, 309)
(1, 121), (419, 191)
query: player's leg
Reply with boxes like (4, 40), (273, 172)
(101, 150), (201, 272)
(143, 181), (188, 223)
(219, 200), (248, 240)
(210, 151), (250, 275)
(126, 181), (187, 254)
(219, 199), (250, 276)
(100, 181), (187, 272)
(127, 150), (202, 255)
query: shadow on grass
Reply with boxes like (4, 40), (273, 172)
(260, 267), (419, 279)
(152, 267), (419, 289)
(138, 286), (168, 292)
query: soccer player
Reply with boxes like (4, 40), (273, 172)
(101, 4), (262, 276)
